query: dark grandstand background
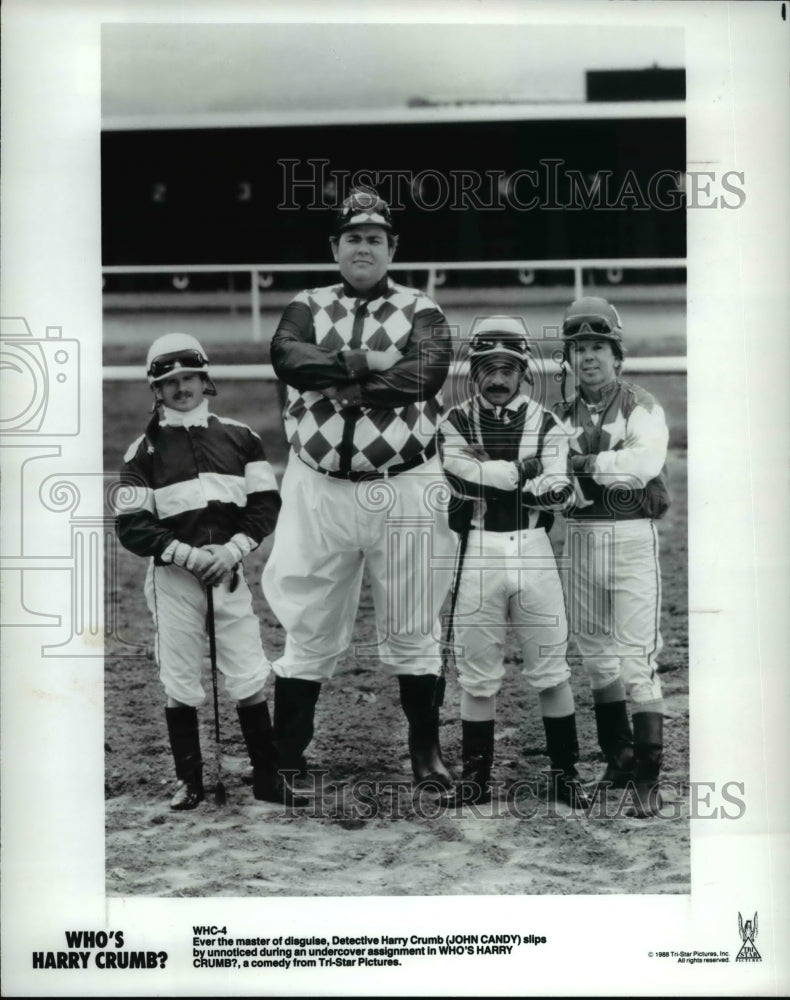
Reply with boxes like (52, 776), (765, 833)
(101, 68), (685, 291)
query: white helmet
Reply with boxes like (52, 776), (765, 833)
(146, 333), (216, 394)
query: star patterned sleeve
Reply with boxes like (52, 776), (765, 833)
(590, 396), (669, 489)
(519, 413), (574, 511)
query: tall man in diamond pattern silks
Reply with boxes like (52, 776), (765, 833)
(262, 188), (457, 793)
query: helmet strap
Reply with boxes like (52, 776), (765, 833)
(143, 409), (162, 452)
(560, 364), (569, 405)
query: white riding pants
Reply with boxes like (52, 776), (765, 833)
(144, 562), (272, 707)
(262, 453), (456, 681)
(562, 518), (664, 706)
(452, 527), (571, 699)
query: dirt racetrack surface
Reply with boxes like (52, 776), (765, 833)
(105, 454), (689, 899)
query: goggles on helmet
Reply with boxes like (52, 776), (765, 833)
(148, 349), (209, 382)
(562, 316), (620, 338)
(470, 333), (531, 359)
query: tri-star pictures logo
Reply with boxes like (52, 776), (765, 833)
(735, 911), (761, 962)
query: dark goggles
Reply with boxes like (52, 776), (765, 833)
(148, 350), (208, 380)
(562, 317), (618, 337)
(471, 334), (530, 355)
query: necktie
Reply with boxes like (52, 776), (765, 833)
(339, 300), (368, 475)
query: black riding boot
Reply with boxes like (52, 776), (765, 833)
(442, 720), (495, 807)
(542, 714), (590, 809)
(273, 676), (322, 777)
(593, 700), (636, 787)
(165, 706), (204, 810)
(397, 674), (453, 790)
(237, 701), (309, 807)
(627, 711), (664, 818)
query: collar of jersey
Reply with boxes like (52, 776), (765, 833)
(578, 378), (619, 413)
(340, 274), (391, 305)
(477, 391), (529, 417)
(159, 399), (210, 428)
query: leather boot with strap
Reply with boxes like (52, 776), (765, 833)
(442, 720), (494, 807)
(397, 674), (453, 790)
(165, 706), (204, 810)
(237, 700), (309, 807)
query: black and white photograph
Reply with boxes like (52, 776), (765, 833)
(101, 20), (691, 896)
(1, 1), (788, 997)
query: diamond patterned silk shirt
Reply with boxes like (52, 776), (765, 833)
(271, 276), (452, 475)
